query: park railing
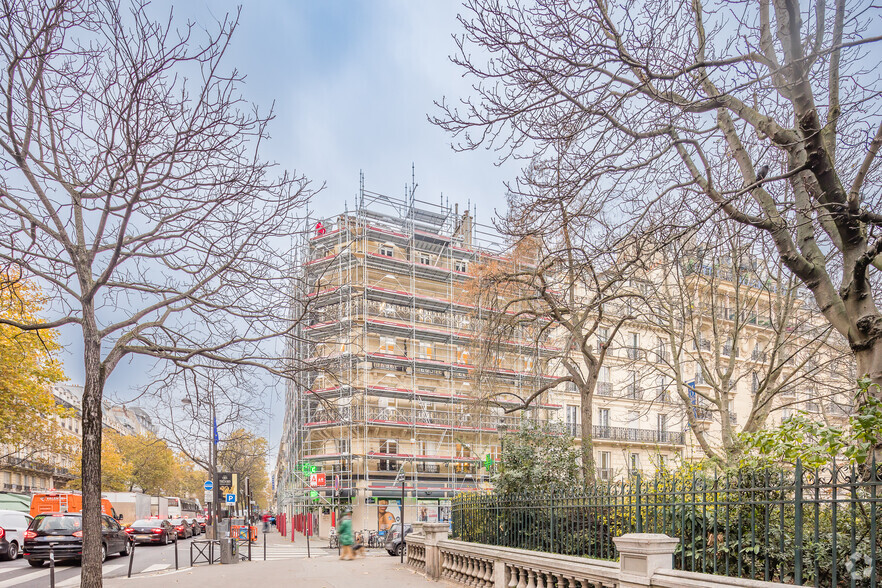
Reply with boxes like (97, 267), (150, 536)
(452, 460), (881, 587)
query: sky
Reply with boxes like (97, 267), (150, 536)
(57, 1), (517, 463)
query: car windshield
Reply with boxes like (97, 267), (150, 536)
(32, 515), (81, 533)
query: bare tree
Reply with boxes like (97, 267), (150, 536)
(468, 150), (651, 485)
(434, 0), (882, 411)
(0, 2), (310, 584)
(642, 224), (852, 464)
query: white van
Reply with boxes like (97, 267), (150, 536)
(0, 509), (33, 560)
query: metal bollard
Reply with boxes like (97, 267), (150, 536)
(128, 541), (136, 578)
(49, 544), (55, 588)
(174, 535), (179, 570)
(263, 530), (266, 561)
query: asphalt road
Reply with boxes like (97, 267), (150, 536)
(0, 535), (198, 588)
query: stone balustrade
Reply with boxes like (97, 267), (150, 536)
(406, 527), (794, 588)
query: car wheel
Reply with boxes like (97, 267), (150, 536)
(100, 543), (107, 563)
(395, 543), (405, 557)
(120, 540), (132, 557)
(28, 559), (44, 567)
(163, 533), (169, 545)
(3, 541), (17, 561)
(387, 550), (394, 556)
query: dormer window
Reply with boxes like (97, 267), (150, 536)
(419, 252), (431, 265)
(380, 243), (394, 257)
(454, 260), (467, 273)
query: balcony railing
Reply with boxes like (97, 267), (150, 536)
(304, 404), (549, 432)
(596, 382), (613, 397)
(625, 385), (643, 400)
(626, 347), (642, 360)
(593, 425), (685, 445)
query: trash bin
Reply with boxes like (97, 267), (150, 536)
(219, 538), (239, 564)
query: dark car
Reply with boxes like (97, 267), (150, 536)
(167, 518), (192, 539)
(23, 513), (132, 567)
(385, 523), (412, 556)
(124, 519), (177, 545)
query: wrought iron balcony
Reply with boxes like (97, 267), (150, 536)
(593, 425), (685, 445)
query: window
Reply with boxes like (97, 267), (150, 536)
(627, 371), (641, 399)
(597, 327), (609, 353)
(418, 342), (433, 360)
(419, 252), (431, 265)
(599, 451), (612, 481)
(656, 338), (667, 363)
(599, 367), (610, 382)
(782, 407), (793, 421)
(657, 414), (668, 433)
(630, 453), (640, 473)
(379, 336), (395, 354)
(335, 438), (350, 454)
(565, 405), (579, 436)
(656, 376), (671, 403)
(598, 408), (610, 428)
(454, 260), (468, 273)
(455, 443), (473, 474)
(379, 440), (398, 471)
(380, 243), (394, 257)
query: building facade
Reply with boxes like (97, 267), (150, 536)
(275, 187), (558, 533)
(276, 184), (853, 535)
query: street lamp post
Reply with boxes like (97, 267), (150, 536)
(183, 389), (219, 540)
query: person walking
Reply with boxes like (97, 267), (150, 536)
(338, 508), (354, 560)
(262, 512), (270, 533)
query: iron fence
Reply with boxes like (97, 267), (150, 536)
(452, 460), (881, 587)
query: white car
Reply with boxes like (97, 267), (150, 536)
(0, 509), (33, 560)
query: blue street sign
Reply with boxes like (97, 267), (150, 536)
(226, 493), (236, 504)
(204, 480), (213, 491)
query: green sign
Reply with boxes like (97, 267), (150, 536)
(300, 461), (317, 475)
(310, 490), (319, 503)
(485, 455), (493, 469)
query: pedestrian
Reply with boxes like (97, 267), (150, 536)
(262, 512), (270, 533)
(338, 508), (354, 560)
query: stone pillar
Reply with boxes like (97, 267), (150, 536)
(420, 522), (450, 581)
(613, 533), (679, 587)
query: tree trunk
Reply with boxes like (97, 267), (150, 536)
(81, 336), (105, 588)
(580, 378), (596, 488)
(855, 341), (882, 389)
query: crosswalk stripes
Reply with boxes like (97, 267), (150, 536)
(0, 562), (128, 588)
(141, 563), (173, 573)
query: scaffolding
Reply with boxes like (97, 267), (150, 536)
(279, 175), (559, 533)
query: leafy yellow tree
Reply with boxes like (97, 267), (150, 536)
(218, 429), (270, 509)
(69, 433), (131, 492)
(0, 271), (67, 461)
(114, 434), (175, 494)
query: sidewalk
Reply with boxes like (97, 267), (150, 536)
(104, 530), (442, 587)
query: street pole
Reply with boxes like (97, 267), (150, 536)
(400, 480), (405, 563)
(211, 392), (219, 541)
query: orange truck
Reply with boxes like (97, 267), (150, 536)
(30, 491), (119, 519)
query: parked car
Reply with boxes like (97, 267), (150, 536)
(385, 523), (412, 557)
(23, 512), (131, 566)
(124, 519), (177, 545)
(167, 518), (192, 539)
(0, 509), (32, 560)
